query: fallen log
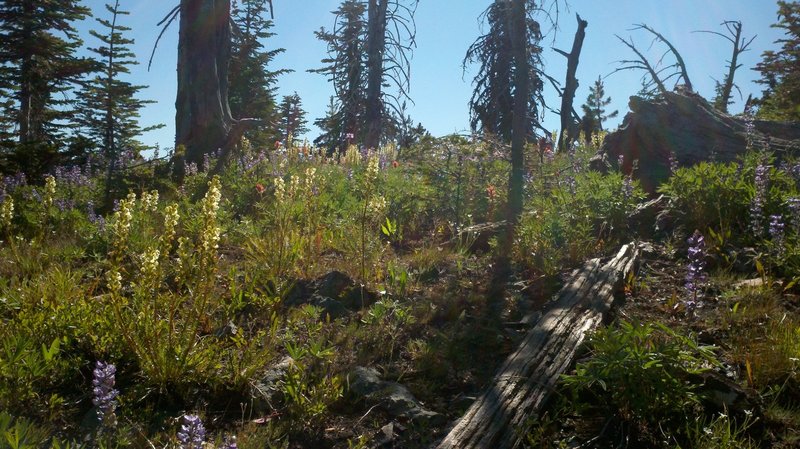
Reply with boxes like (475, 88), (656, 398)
(436, 243), (640, 449)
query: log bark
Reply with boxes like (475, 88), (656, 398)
(589, 90), (800, 193)
(436, 243), (640, 449)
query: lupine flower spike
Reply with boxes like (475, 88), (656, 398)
(177, 414), (205, 449)
(92, 361), (118, 428)
(685, 230), (707, 313)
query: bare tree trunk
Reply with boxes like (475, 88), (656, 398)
(175, 0), (234, 178)
(508, 0), (528, 226)
(364, 0), (388, 150)
(555, 13), (587, 152)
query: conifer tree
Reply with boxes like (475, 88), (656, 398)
(464, 0), (546, 142)
(755, 1), (800, 121)
(314, 96), (343, 153)
(580, 76), (617, 141)
(0, 0), (96, 175)
(77, 1), (162, 166)
(229, 0), (289, 149)
(312, 0), (417, 153)
(312, 0), (367, 154)
(277, 92), (309, 148)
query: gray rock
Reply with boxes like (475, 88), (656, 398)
(315, 270), (354, 299)
(348, 367), (444, 425)
(249, 356), (294, 413)
(311, 295), (349, 321)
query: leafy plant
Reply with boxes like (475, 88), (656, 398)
(562, 321), (720, 427)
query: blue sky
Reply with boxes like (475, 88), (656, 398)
(77, 0), (785, 150)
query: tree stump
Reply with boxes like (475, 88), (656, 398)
(436, 243), (639, 449)
(589, 90), (800, 193)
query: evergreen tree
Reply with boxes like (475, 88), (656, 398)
(0, 0), (96, 175)
(311, 0), (367, 154)
(754, 1), (800, 121)
(580, 76), (617, 134)
(314, 96), (343, 153)
(229, 0), (289, 149)
(77, 1), (162, 166)
(277, 92), (309, 148)
(464, 0), (546, 142)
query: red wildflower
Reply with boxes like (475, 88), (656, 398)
(255, 183), (266, 194)
(392, 160), (399, 168)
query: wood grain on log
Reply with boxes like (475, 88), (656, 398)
(436, 244), (639, 449)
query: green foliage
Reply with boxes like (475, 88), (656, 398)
(679, 412), (758, 449)
(754, 1), (800, 121)
(229, 0), (289, 148)
(76, 1), (162, 163)
(562, 321), (720, 426)
(581, 75), (618, 138)
(0, 0), (96, 175)
(517, 169), (644, 275)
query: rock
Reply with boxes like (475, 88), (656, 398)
(283, 279), (312, 306)
(310, 295), (349, 321)
(589, 90), (800, 194)
(733, 278), (765, 289)
(314, 270), (354, 298)
(340, 286), (380, 310)
(282, 272), (379, 311)
(249, 356), (293, 413)
(348, 367), (444, 425)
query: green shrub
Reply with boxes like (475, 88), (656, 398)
(562, 321), (720, 427)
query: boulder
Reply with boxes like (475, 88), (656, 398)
(348, 366), (444, 425)
(590, 90), (800, 194)
(282, 272), (378, 312)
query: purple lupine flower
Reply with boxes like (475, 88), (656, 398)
(53, 165), (91, 187)
(751, 164), (769, 237)
(770, 214), (786, 256)
(203, 153), (212, 172)
(220, 435), (238, 449)
(177, 414), (205, 449)
(87, 201), (106, 230)
(744, 105), (756, 151)
(2, 172), (27, 192)
(622, 174), (633, 200)
(685, 230), (707, 312)
(184, 162), (199, 177)
(787, 198), (800, 236)
(92, 361), (118, 427)
(54, 198), (75, 212)
(668, 152), (679, 175)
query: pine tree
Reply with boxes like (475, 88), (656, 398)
(754, 1), (800, 121)
(0, 0), (96, 175)
(229, 0), (289, 149)
(464, 0), (546, 142)
(314, 97), (343, 153)
(580, 76), (618, 141)
(277, 92), (309, 148)
(77, 1), (162, 166)
(312, 0), (416, 153)
(312, 0), (367, 154)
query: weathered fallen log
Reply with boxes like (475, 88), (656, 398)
(590, 90), (800, 193)
(436, 243), (640, 449)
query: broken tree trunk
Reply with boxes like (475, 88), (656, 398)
(436, 243), (640, 449)
(589, 89), (800, 193)
(555, 13), (588, 152)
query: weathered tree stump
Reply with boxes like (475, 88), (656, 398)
(436, 243), (640, 449)
(589, 90), (800, 193)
